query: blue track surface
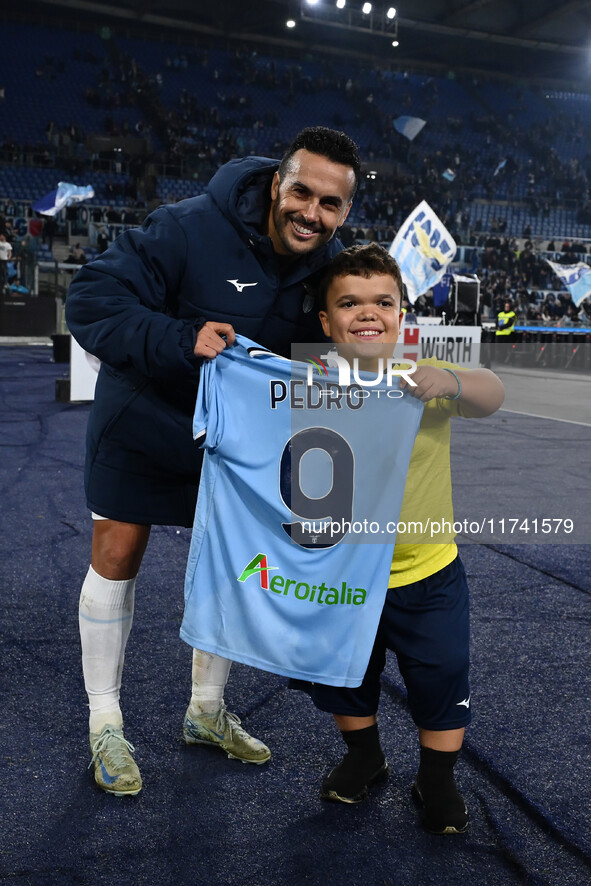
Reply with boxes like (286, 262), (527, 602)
(1, 346), (590, 886)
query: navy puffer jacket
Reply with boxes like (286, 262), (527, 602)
(66, 156), (342, 413)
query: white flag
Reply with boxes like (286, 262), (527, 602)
(389, 201), (457, 304)
(546, 260), (591, 307)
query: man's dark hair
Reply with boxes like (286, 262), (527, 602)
(315, 243), (404, 311)
(278, 126), (362, 198)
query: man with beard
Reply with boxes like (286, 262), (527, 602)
(66, 127), (361, 796)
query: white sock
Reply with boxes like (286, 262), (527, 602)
(189, 648), (232, 715)
(79, 564), (135, 733)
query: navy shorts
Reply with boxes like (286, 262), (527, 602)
(85, 364), (202, 527)
(293, 556), (471, 731)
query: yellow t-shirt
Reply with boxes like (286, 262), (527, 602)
(389, 358), (463, 588)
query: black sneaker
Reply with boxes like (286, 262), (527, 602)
(411, 782), (469, 834)
(321, 753), (389, 804)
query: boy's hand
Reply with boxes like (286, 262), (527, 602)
(399, 365), (459, 402)
(194, 321), (236, 360)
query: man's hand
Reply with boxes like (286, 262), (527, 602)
(194, 321), (236, 360)
(399, 365), (459, 402)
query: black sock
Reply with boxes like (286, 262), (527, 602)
(322, 723), (387, 799)
(340, 724), (385, 775)
(416, 746), (461, 803)
(413, 747), (468, 831)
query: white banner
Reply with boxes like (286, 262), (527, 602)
(395, 324), (482, 368)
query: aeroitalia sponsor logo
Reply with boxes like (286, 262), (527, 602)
(237, 553), (278, 590)
(237, 553), (367, 606)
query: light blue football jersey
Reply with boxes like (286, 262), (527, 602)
(181, 335), (423, 687)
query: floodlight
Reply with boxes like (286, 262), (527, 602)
(336, 0), (346, 7)
(392, 40), (399, 47)
(362, 3), (372, 14)
(386, 7), (396, 18)
(286, 18), (296, 27)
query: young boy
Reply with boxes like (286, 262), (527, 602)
(294, 243), (505, 834)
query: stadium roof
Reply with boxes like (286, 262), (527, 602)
(25, 0), (591, 86)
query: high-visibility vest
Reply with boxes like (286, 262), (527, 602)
(496, 310), (516, 335)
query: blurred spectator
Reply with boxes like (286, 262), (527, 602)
(42, 217), (58, 251)
(74, 243), (88, 263)
(0, 234), (13, 291)
(65, 243), (87, 264)
(9, 277), (29, 295)
(96, 227), (109, 253)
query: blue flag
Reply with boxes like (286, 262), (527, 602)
(393, 116), (426, 141)
(33, 182), (95, 217)
(432, 272), (453, 307)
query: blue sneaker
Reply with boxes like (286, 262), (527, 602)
(183, 703), (271, 764)
(89, 724), (142, 796)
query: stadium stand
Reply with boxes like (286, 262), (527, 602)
(1, 18), (591, 320)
